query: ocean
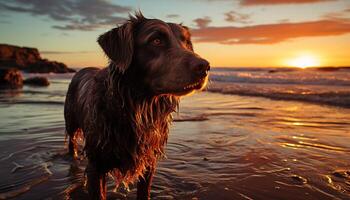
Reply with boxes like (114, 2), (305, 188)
(209, 67), (350, 108)
(0, 67), (349, 199)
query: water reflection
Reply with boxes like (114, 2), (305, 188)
(0, 78), (349, 199)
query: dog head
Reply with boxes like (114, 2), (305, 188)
(98, 12), (210, 96)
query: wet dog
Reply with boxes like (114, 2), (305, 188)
(64, 12), (210, 200)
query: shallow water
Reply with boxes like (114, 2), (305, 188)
(0, 73), (350, 199)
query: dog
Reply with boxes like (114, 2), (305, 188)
(64, 12), (210, 200)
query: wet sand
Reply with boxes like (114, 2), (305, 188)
(0, 76), (349, 199)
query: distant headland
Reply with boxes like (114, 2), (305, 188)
(0, 44), (75, 73)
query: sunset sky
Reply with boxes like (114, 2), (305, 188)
(0, 0), (349, 67)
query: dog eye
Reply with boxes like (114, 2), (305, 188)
(151, 38), (162, 46)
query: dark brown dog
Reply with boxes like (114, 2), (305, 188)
(64, 12), (210, 200)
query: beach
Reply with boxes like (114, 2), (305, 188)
(0, 68), (349, 199)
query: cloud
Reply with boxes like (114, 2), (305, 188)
(193, 17), (212, 28)
(0, 0), (131, 31)
(192, 19), (350, 44)
(224, 11), (251, 24)
(241, 0), (336, 6)
(322, 12), (346, 21)
(166, 14), (180, 18)
(321, 7), (350, 21)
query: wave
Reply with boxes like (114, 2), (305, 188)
(207, 67), (350, 108)
(208, 82), (350, 108)
(210, 72), (350, 86)
(22, 72), (75, 80)
(173, 115), (209, 122)
(0, 100), (64, 105)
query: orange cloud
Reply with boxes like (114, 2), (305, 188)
(241, 0), (336, 6)
(192, 19), (350, 44)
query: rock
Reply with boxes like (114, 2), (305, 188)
(0, 44), (41, 68)
(0, 44), (75, 73)
(24, 77), (50, 86)
(0, 68), (23, 88)
(27, 59), (75, 73)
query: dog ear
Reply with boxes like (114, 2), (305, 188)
(180, 25), (194, 51)
(98, 23), (133, 73)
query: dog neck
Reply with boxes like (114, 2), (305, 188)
(92, 67), (179, 184)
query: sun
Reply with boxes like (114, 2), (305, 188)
(286, 55), (320, 68)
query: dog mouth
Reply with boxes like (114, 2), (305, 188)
(182, 76), (208, 92)
(154, 75), (209, 96)
(183, 79), (203, 90)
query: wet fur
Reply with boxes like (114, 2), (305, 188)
(64, 12), (209, 200)
(65, 66), (178, 181)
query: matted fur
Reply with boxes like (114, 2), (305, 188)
(65, 65), (178, 185)
(91, 65), (179, 185)
(64, 12), (210, 199)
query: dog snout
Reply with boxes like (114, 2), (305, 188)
(191, 58), (210, 76)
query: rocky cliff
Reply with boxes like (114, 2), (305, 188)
(0, 44), (75, 73)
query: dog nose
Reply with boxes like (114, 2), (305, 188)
(194, 59), (210, 74)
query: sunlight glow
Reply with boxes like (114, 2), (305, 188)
(285, 55), (320, 68)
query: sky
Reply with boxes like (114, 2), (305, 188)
(0, 0), (350, 68)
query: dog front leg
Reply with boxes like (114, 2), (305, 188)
(86, 162), (107, 200)
(137, 167), (155, 200)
